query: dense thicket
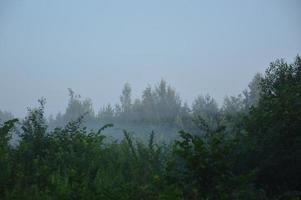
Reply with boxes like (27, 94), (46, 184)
(0, 56), (300, 199)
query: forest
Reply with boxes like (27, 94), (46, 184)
(0, 56), (301, 199)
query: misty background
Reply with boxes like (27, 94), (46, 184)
(0, 0), (300, 118)
(1, 1), (301, 199)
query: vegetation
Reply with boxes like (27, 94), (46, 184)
(0, 56), (300, 199)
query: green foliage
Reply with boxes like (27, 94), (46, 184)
(0, 118), (18, 196)
(0, 104), (263, 200)
(165, 128), (263, 200)
(192, 94), (220, 132)
(0, 56), (300, 199)
(246, 55), (301, 197)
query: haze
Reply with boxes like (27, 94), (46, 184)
(0, 0), (300, 117)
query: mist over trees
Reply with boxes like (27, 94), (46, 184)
(45, 74), (262, 141)
(0, 111), (14, 124)
(0, 55), (301, 199)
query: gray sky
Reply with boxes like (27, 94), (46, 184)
(0, 0), (300, 117)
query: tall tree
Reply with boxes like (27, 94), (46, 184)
(192, 95), (219, 132)
(246, 55), (301, 196)
(63, 89), (94, 123)
(141, 86), (155, 123)
(120, 83), (132, 114)
(153, 79), (182, 123)
(243, 73), (263, 108)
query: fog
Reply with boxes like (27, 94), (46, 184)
(1, 1), (301, 198)
(0, 0), (300, 118)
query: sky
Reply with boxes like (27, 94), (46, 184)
(0, 0), (300, 117)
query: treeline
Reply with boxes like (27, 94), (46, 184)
(0, 55), (301, 199)
(43, 71), (262, 140)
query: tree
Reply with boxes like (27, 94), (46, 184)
(153, 79), (182, 124)
(0, 118), (18, 196)
(98, 104), (115, 123)
(49, 89), (96, 128)
(192, 95), (220, 132)
(166, 130), (262, 200)
(120, 83), (132, 114)
(64, 89), (94, 122)
(243, 73), (263, 108)
(141, 86), (156, 123)
(246, 55), (301, 196)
